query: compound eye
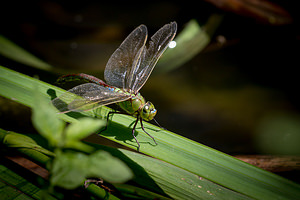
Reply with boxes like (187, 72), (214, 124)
(143, 105), (149, 113)
(150, 108), (157, 115)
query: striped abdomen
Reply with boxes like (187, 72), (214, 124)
(56, 73), (108, 87)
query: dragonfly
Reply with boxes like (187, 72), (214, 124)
(52, 22), (177, 150)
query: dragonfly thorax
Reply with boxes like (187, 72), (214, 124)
(117, 93), (157, 121)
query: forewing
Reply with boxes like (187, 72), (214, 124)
(104, 25), (147, 90)
(130, 22), (177, 93)
(52, 83), (130, 113)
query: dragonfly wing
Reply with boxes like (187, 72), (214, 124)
(52, 83), (130, 113)
(104, 25), (147, 90)
(130, 22), (177, 93)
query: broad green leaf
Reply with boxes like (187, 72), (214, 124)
(31, 89), (65, 146)
(65, 118), (105, 141)
(1, 66), (300, 199)
(50, 150), (88, 189)
(0, 129), (121, 199)
(50, 150), (133, 189)
(113, 184), (172, 200)
(112, 147), (251, 200)
(87, 151), (133, 183)
(64, 140), (95, 153)
(1, 129), (248, 200)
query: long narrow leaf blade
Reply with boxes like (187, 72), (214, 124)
(1, 65), (300, 199)
(0, 35), (53, 70)
(1, 129), (249, 200)
(0, 164), (56, 200)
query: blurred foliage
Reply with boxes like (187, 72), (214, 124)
(156, 16), (221, 73)
(30, 89), (133, 191)
(0, 35), (53, 71)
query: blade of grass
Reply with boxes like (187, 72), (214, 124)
(155, 16), (222, 74)
(0, 163), (57, 200)
(111, 148), (251, 200)
(1, 65), (300, 199)
(0, 35), (53, 71)
(1, 129), (250, 200)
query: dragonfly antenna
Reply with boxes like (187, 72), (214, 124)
(153, 118), (166, 130)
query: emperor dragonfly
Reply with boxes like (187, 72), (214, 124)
(52, 22), (177, 150)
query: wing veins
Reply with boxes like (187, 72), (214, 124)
(52, 83), (131, 113)
(131, 22), (177, 93)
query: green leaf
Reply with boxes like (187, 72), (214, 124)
(64, 140), (95, 153)
(2, 131), (55, 157)
(50, 150), (133, 189)
(1, 129), (121, 200)
(1, 129), (248, 200)
(113, 184), (172, 200)
(65, 118), (105, 141)
(0, 164), (57, 200)
(87, 151), (133, 183)
(1, 66), (300, 199)
(50, 150), (88, 189)
(111, 148), (251, 200)
(0, 129), (54, 166)
(31, 88), (65, 146)
(0, 35), (53, 70)
(63, 118), (105, 152)
(156, 17), (222, 74)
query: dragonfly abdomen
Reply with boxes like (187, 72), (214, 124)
(56, 73), (108, 87)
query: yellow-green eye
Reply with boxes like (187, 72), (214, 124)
(140, 102), (156, 121)
(143, 105), (149, 113)
(150, 108), (157, 115)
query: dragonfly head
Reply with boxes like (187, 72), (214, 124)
(140, 101), (157, 121)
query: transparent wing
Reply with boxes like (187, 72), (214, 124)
(130, 22), (177, 93)
(52, 83), (130, 113)
(104, 25), (147, 90)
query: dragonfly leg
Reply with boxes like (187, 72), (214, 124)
(100, 111), (120, 133)
(140, 118), (157, 145)
(132, 118), (141, 151)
